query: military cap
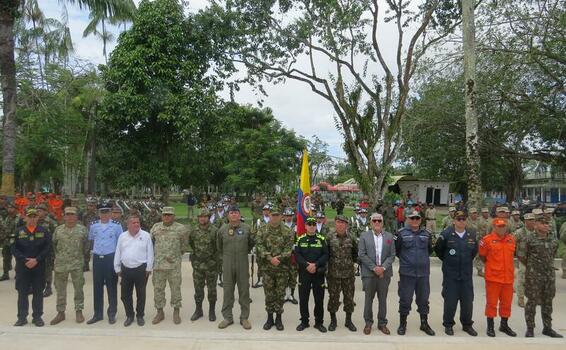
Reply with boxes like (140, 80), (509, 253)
(481, 207), (489, 213)
(36, 203), (48, 211)
(407, 210), (421, 218)
(448, 207), (456, 212)
(334, 215), (349, 223)
(536, 216), (550, 224)
(511, 210), (520, 215)
(98, 202), (112, 212)
(270, 206), (282, 215)
(262, 204), (271, 210)
(26, 208), (38, 216)
(532, 208), (543, 216)
(283, 208), (295, 216)
(492, 218), (507, 227)
(469, 208), (478, 214)
(370, 213), (383, 221)
(544, 208), (554, 214)
(496, 206), (510, 213)
(64, 207), (78, 215)
(162, 207), (175, 215)
(524, 213), (535, 220)
(358, 208), (368, 214)
(197, 208), (210, 217)
(228, 205), (240, 213)
(454, 210), (467, 218)
(305, 217), (317, 224)
(315, 211), (325, 218)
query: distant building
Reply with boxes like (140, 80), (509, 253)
(388, 175), (451, 205)
(521, 162), (566, 203)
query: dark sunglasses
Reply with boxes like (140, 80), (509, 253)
(408, 217), (421, 220)
(306, 222), (316, 226)
(455, 217), (467, 221)
(372, 219), (383, 223)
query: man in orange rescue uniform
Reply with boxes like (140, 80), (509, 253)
(478, 218), (517, 338)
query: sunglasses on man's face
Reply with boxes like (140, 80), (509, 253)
(408, 217), (421, 220)
(306, 222), (316, 226)
(455, 217), (466, 221)
(372, 219), (383, 223)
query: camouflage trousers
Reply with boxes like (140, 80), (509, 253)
(2, 244), (12, 274)
(327, 276), (355, 313)
(263, 269), (288, 313)
(525, 297), (554, 329)
(45, 249), (54, 287)
(473, 256), (484, 272)
(562, 257), (566, 274)
(152, 268), (182, 309)
(287, 265), (297, 289)
(516, 263), (526, 299)
(192, 265), (218, 304)
(54, 269), (85, 312)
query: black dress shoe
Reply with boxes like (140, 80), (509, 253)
(14, 319), (27, 326)
(463, 326), (478, 336)
(124, 316), (134, 327)
(314, 323), (327, 333)
(137, 317), (145, 326)
(32, 318), (44, 327)
(86, 316), (102, 325)
(108, 315), (116, 324)
(296, 323), (309, 331)
(525, 328), (534, 337)
(445, 327), (454, 336)
(397, 323), (407, 335)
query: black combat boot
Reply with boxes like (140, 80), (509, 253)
(345, 312), (357, 332)
(275, 313), (284, 331)
(190, 302), (203, 321)
(263, 313), (274, 330)
(525, 327), (534, 337)
(419, 314), (435, 336)
(209, 301), (216, 322)
(499, 318), (516, 337)
(328, 312), (337, 331)
(486, 317), (495, 337)
(397, 315), (407, 335)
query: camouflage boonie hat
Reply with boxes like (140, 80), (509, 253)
(270, 206), (282, 215)
(161, 207), (175, 215)
(197, 208), (210, 217)
(469, 208), (478, 214)
(64, 207), (78, 215)
(496, 206), (510, 213)
(334, 215), (348, 223)
(524, 213), (535, 220)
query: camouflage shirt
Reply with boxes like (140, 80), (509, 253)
(151, 221), (188, 270)
(255, 222), (294, 272)
(82, 211), (99, 231)
(326, 230), (357, 279)
(52, 224), (89, 272)
(187, 224), (218, 263)
(1, 214), (20, 246)
(517, 234), (558, 299)
(143, 211), (161, 232)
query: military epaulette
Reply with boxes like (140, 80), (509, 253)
(111, 220), (121, 225)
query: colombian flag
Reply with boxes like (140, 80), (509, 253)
(296, 149), (311, 236)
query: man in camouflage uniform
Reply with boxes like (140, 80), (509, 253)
(81, 199), (98, 272)
(49, 207), (89, 325)
(514, 213), (536, 307)
(187, 209), (219, 322)
(211, 204), (228, 228)
(217, 205), (255, 330)
(37, 203), (57, 297)
(143, 204), (161, 232)
(441, 207), (456, 231)
(509, 210), (523, 232)
(1, 203), (19, 281)
(315, 211), (331, 237)
(349, 208), (369, 240)
(282, 208), (298, 304)
(560, 221), (566, 279)
(256, 206), (294, 331)
(111, 206), (127, 231)
(151, 207), (188, 325)
(384, 203), (397, 233)
(252, 204), (271, 288)
(250, 195), (266, 231)
(544, 208), (557, 240)
(326, 215), (357, 332)
(518, 216), (563, 338)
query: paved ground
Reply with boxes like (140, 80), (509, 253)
(0, 258), (565, 349)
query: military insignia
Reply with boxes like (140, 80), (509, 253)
(228, 229), (234, 236)
(449, 249), (456, 255)
(236, 229), (243, 235)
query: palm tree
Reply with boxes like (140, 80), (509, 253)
(1, 0), (134, 196)
(82, 0), (135, 63)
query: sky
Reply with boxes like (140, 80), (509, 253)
(40, 0), (414, 159)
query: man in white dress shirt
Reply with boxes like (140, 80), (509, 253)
(114, 215), (153, 327)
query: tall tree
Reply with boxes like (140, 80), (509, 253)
(203, 0), (461, 203)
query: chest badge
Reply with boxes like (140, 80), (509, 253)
(228, 229), (234, 236)
(449, 249), (456, 255)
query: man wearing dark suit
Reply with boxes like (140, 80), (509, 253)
(358, 213), (396, 335)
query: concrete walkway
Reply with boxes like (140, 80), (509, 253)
(0, 258), (564, 349)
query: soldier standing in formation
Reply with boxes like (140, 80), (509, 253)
(295, 217), (329, 333)
(282, 208), (298, 304)
(12, 208), (51, 326)
(513, 212), (536, 308)
(256, 206), (293, 331)
(395, 210), (435, 336)
(434, 210), (478, 336)
(187, 209), (219, 322)
(518, 216), (563, 338)
(143, 204), (161, 232)
(326, 215), (357, 332)
(1, 203), (19, 281)
(217, 206), (254, 330)
(151, 207), (188, 325)
(50, 207), (89, 325)
(441, 207), (456, 231)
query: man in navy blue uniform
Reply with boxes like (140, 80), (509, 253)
(434, 210), (478, 336)
(86, 203), (122, 325)
(395, 210), (435, 336)
(11, 208), (51, 326)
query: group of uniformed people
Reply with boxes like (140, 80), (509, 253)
(1, 195), (564, 339)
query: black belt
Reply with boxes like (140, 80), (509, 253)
(94, 253), (114, 259)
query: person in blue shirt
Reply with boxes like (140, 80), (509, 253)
(86, 203), (122, 325)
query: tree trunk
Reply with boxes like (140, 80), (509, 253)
(0, 1), (19, 197)
(462, 0), (482, 208)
